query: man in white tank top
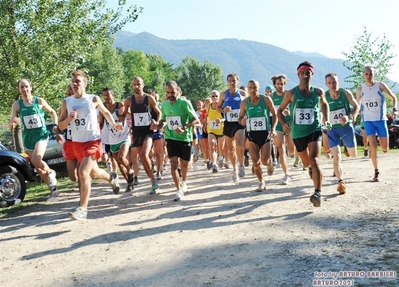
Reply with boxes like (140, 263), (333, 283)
(356, 66), (398, 182)
(58, 70), (123, 220)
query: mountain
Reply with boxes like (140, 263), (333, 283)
(292, 51), (329, 59)
(112, 31), (365, 90)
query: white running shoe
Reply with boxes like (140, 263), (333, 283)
(238, 165), (245, 177)
(180, 181), (188, 193)
(281, 174), (292, 185)
(255, 181), (266, 192)
(174, 190), (185, 201)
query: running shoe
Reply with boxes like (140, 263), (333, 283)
(150, 178), (159, 194)
(206, 161), (212, 170)
(110, 172), (120, 194)
(47, 187), (60, 202)
(310, 191), (321, 207)
(174, 190), (184, 201)
(212, 164), (218, 173)
(47, 170), (57, 188)
(224, 162), (230, 169)
(244, 154), (250, 167)
(218, 158), (224, 169)
(238, 165), (245, 177)
(372, 172), (379, 182)
(156, 172), (162, 180)
(337, 180), (346, 194)
(344, 146), (350, 157)
(293, 156), (300, 167)
(127, 173), (134, 186)
(276, 160), (281, 168)
(281, 174), (292, 185)
(272, 160), (277, 167)
(255, 181), (266, 192)
(364, 148), (369, 157)
(180, 181), (188, 193)
(133, 176), (139, 185)
(125, 185), (133, 193)
(193, 153), (199, 163)
(69, 207), (88, 221)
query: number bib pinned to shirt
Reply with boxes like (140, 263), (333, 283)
(330, 108), (346, 125)
(23, 114), (42, 129)
(249, 117), (266, 131)
(133, 112), (150, 126)
(226, 109), (239, 122)
(209, 120), (221, 130)
(74, 116), (89, 131)
(295, 108), (314, 125)
(166, 116), (182, 130)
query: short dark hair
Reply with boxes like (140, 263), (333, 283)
(227, 73), (239, 82)
(271, 74), (287, 85)
(325, 73), (338, 80)
(102, 87), (114, 95)
(297, 61), (314, 71)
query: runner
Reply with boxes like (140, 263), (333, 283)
(355, 66), (398, 182)
(99, 87), (132, 192)
(217, 73), (247, 182)
(8, 79), (59, 201)
(120, 77), (161, 194)
(58, 70), (123, 220)
(159, 81), (200, 201)
(324, 73), (360, 193)
(270, 74), (295, 185)
(207, 90), (225, 173)
(238, 80), (277, 191)
(277, 61), (330, 207)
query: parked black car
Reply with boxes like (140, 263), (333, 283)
(0, 143), (37, 207)
(354, 125), (364, 146)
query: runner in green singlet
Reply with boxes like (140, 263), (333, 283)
(277, 61), (331, 207)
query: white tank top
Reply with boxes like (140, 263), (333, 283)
(103, 108), (130, 145)
(361, 82), (387, 121)
(65, 94), (101, 142)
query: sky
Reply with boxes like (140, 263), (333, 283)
(106, 0), (399, 83)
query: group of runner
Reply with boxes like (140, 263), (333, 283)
(8, 62), (397, 219)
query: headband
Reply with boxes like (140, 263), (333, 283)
(297, 65), (314, 74)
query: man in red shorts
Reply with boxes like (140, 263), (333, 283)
(58, 70), (123, 220)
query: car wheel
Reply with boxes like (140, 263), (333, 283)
(0, 165), (26, 207)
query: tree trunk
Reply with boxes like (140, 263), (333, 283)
(12, 124), (24, 153)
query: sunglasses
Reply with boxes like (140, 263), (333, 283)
(211, 95), (218, 98)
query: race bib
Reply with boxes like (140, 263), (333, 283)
(73, 115), (90, 131)
(250, 117), (266, 131)
(295, 108), (314, 125)
(330, 108), (346, 125)
(209, 119), (221, 130)
(226, 109), (239, 122)
(133, 112), (150, 126)
(166, 116), (182, 130)
(364, 99), (379, 111)
(23, 114), (42, 129)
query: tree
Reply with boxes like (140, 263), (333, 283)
(0, 0), (142, 111)
(343, 26), (397, 91)
(175, 56), (225, 103)
(120, 49), (151, 97)
(80, 43), (125, 100)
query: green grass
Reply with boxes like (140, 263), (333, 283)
(0, 175), (76, 218)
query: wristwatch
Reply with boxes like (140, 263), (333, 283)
(181, 126), (186, 130)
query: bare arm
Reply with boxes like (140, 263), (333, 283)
(216, 91), (226, 113)
(38, 98), (58, 125)
(237, 100), (247, 126)
(277, 89), (294, 133)
(93, 96), (122, 130)
(8, 101), (20, 130)
(380, 82), (398, 112)
(344, 89), (360, 121)
(58, 99), (73, 131)
(265, 96), (277, 131)
(318, 88), (330, 124)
